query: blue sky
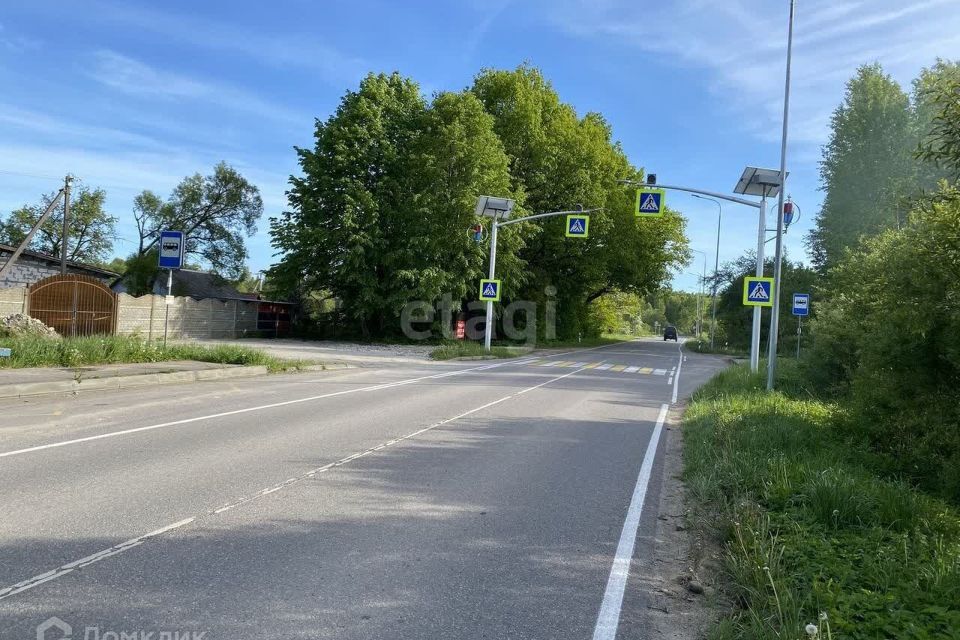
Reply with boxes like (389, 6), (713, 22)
(2, 0), (958, 292)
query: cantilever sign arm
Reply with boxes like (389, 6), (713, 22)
(619, 180), (759, 209)
(495, 208), (602, 228)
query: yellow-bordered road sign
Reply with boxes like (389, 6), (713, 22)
(479, 279), (502, 301)
(635, 188), (666, 216)
(565, 214), (590, 237)
(743, 276), (775, 306)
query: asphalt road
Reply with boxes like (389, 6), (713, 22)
(0, 339), (726, 640)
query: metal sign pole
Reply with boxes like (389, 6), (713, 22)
(163, 268), (172, 348)
(796, 315), (802, 359)
(750, 197), (766, 372)
(483, 220), (499, 352)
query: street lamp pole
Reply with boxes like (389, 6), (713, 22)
(691, 194), (722, 348)
(690, 250), (707, 337)
(767, 0), (796, 391)
(478, 199), (600, 352)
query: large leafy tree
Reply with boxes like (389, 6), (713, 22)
(470, 66), (688, 338)
(0, 185), (117, 264)
(806, 64), (915, 272)
(131, 162), (262, 280)
(916, 59), (960, 181)
(271, 73), (521, 338)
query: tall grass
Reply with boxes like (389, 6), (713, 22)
(0, 334), (300, 372)
(685, 361), (960, 640)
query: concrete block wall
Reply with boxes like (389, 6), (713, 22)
(115, 293), (260, 340)
(0, 287), (27, 317)
(0, 252), (113, 289)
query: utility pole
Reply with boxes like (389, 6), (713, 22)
(767, 0), (796, 391)
(60, 174), (73, 274)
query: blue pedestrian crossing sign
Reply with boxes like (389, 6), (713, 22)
(792, 293), (810, 316)
(742, 276), (774, 307)
(635, 188), (665, 217)
(479, 279), (501, 302)
(565, 214), (590, 238)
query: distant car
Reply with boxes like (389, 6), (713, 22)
(663, 326), (678, 341)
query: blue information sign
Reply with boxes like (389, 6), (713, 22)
(792, 293), (810, 316)
(158, 230), (185, 269)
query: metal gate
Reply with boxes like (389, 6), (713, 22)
(27, 274), (117, 336)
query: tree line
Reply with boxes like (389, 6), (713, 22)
(268, 66), (689, 340)
(708, 59), (960, 501)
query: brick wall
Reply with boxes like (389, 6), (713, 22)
(0, 250), (113, 288)
(115, 293), (260, 340)
(0, 286), (27, 317)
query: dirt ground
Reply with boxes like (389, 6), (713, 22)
(627, 403), (724, 639)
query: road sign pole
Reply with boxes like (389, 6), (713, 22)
(483, 220), (499, 352)
(750, 196), (766, 373)
(796, 315), (802, 359)
(163, 267), (172, 349)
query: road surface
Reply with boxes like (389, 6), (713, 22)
(0, 339), (726, 639)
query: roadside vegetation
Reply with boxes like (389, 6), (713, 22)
(0, 333), (306, 373)
(684, 362), (960, 640)
(688, 59), (960, 639)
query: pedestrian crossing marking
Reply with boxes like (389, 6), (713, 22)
(748, 282), (769, 300)
(520, 360), (668, 375)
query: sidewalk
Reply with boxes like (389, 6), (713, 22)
(0, 360), (347, 400)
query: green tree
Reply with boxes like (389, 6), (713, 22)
(132, 162), (262, 280)
(806, 64), (915, 271)
(709, 253), (817, 352)
(471, 65), (688, 339)
(271, 73), (521, 338)
(809, 187), (960, 498)
(0, 185), (116, 264)
(916, 59), (960, 181)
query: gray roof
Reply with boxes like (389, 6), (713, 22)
(0, 243), (120, 278)
(161, 269), (259, 300)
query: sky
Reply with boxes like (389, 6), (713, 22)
(1, 0), (959, 292)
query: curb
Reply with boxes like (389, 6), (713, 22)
(0, 361), (358, 400)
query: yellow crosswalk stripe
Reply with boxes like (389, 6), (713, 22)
(639, 367), (653, 374)
(583, 362), (601, 369)
(610, 365), (626, 372)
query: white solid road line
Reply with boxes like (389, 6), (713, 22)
(0, 342), (634, 461)
(0, 364), (594, 603)
(592, 402), (670, 640)
(0, 362), (517, 460)
(672, 346), (683, 404)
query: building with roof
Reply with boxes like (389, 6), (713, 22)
(0, 243), (118, 289)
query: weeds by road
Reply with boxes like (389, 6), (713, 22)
(684, 361), (960, 640)
(684, 338), (747, 357)
(0, 335), (307, 372)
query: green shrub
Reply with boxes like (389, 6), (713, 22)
(684, 362), (960, 640)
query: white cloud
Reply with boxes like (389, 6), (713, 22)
(549, 0), (960, 147)
(87, 50), (310, 127)
(85, 2), (368, 86)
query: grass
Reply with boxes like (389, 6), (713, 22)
(684, 361), (960, 640)
(0, 334), (308, 373)
(685, 337), (748, 357)
(428, 341), (533, 360)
